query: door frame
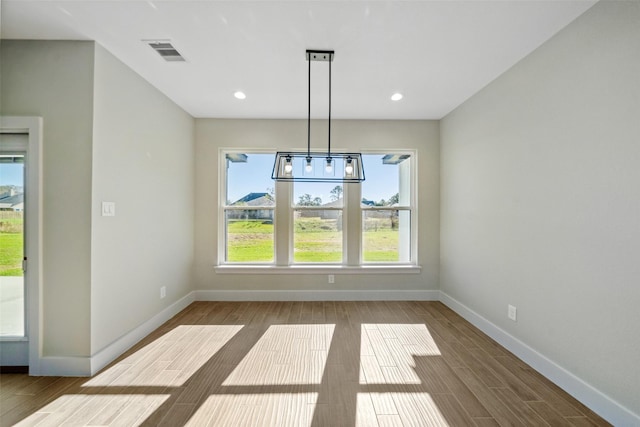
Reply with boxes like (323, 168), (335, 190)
(0, 116), (43, 375)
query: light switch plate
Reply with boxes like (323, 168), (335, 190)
(102, 201), (116, 217)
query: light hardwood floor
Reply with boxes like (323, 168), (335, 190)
(0, 301), (610, 426)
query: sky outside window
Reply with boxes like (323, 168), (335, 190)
(0, 164), (23, 187)
(227, 153), (400, 205)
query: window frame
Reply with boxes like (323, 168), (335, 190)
(217, 148), (419, 272)
(219, 149), (277, 265)
(359, 150), (417, 265)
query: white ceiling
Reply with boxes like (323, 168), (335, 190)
(1, 0), (597, 119)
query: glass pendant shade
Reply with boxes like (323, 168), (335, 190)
(272, 152), (364, 182)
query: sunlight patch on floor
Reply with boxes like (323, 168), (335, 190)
(222, 324), (335, 386)
(185, 393), (318, 426)
(13, 394), (169, 427)
(357, 392), (449, 426)
(360, 324), (441, 385)
(84, 325), (244, 387)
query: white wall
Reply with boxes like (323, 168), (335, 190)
(441, 1), (640, 419)
(91, 45), (194, 354)
(1, 40), (94, 358)
(195, 119), (439, 294)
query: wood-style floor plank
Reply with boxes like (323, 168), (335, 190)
(1, 301), (611, 427)
(526, 400), (573, 427)
(473, 416), (502, 427)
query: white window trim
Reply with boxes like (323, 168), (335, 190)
(215, 264), (422, 274)
(219, 148), (278, 265)
(217, 148), (419, 271)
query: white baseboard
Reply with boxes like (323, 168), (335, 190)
(88, 291), (196, 376)
(194, 289), (440, 301)
(37, 356), (91, 377)
(439, 292), (639, 427)
(35, 292), (196, 377)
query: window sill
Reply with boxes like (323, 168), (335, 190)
(0, 336), (28, 342)
(214, 265), (422, 275)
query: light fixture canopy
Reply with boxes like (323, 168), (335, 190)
(272, 49), (365, 182)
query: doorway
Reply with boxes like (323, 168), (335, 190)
(0, 117), (42, 374)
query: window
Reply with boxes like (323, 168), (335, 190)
(219, 150), (416, 267)
(361, 154), (412, 263)
(222, 152), (275, 263)
(293, 182), (343, 263)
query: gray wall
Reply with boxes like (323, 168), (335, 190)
(440, 1), (640, 415)
(90, 45), (194, 354)
(1, 40), (95, 357)
(194, 119), (440, 292)
(1, 40), (194, 363)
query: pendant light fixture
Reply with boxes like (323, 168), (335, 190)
(272, 50), (365, 182)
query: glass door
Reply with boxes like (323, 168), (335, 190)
(0, 152), (25, 337)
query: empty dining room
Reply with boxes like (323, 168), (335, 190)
(1, 0), (639, 426)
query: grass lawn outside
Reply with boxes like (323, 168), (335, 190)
(0, 213), (24, 276)
(227, 220), (274, 262)
(294, 217), (342, 262)
(363, 229), (400, 262)
(294, 231), (342, 263)
(0, 233), (23, 276)
(226, 218), (401, 263)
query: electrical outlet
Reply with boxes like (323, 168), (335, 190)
(328, 274), (335, 284)
(101, 201), (116, 217)
(508, 304), (517, 322)
(160, 286), (166, 299)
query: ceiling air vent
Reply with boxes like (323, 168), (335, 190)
(147, 41), (185, 62)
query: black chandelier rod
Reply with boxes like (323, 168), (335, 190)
(307, 53), (311, 160)
(327, 54), (332, 159)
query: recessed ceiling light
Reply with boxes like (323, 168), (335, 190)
(234, 91), (246, 100)
(391, 93), (403, 101)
